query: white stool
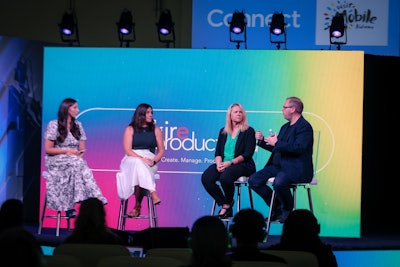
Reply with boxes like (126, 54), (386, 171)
(210, 176), (254, 218)
(117, 174), (160, 231)
(117, 189), (158, 230)
(265, 177), (318, 237)
(37, 195), (72, 237)
(38, 171), (72, 237)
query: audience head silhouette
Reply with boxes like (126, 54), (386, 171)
(75, 197), (106, 229)
(187, 215), (231, 267)
(271, 209), (338, 267)
(0, 198), (24, 232)
(229, 208), (266, 245)
(280, 209), (320, 247)
(63, 197), (123, 244)
(0, 226), (44, 267)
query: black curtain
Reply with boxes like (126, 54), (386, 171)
(361, 54), (400, 236)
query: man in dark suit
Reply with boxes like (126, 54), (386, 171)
(249, 96), (314, 223)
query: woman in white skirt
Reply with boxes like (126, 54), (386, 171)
(116, 103), (165, 217)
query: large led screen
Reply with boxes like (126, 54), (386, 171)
(41, 48), (363, 238)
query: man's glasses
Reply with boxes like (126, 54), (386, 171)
(282, 106), (293, 109)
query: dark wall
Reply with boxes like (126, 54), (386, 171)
(361, 54), (400, 236)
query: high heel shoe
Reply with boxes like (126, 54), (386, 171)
(218, 206), (233, 219)
(66, 209), (76, 218)
(97, 196), (108, 205)
(150, 191), (161, 205)
(127, 205), (141, 217)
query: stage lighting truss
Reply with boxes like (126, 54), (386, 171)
(58, 8), (80, 46)
(229, 10), (247, 49)
(268, 12), (287, 50)
(117, 8), (136, 47)
(156, 9), (175, 48)
(329, 12), (347, 50)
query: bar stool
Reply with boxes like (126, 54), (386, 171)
(210, 176), (254, 219)
(265, 130), (321, 240)
(37, 195), (72, 237)
(117, 174), (160, 231)
(37, 171), (72, 237)
(265, 177), (318, 238)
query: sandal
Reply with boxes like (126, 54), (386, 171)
(218, 200), (234, 218)
(150, 191), (161, 205)
(127, 205), (141, 217)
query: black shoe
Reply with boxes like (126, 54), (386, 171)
(66, 209), (76, 218)
(277, 209), (290, 223)
(265, 210), (281, 222)
(218, 206), (233, 219)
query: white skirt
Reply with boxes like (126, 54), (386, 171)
(116, 149), (158, 200)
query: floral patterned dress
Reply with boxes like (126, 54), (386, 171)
(44, 120), (106, 211)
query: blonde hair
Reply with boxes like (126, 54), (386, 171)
(223, 103), (249, 135)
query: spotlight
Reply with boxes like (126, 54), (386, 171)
(117, 8), (136, 47)
(156, 9), (175, 48)
(59, 11), (75, 35)
(157, 9), (174, 35)
(268, 12), (287, 50)
(229, 11), (246, 34)
(58, 9), (80, 46)
(229, 10), (247, 49)
(329, 12), (347, 50)
(330, 12), (345, 38)
(117, 9), (133, 35)
(269, 12), (285, 36)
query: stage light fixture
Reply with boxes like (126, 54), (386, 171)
(229, 10), (247, 49)
(268, 12), (287, 50)
(156, 9), (175, 48)
(269, 12), (285, 36)
(229, 11), (246, 34)
(59, 11), (74, 35)
(330, 12), (345, 38)
(58, 9), (80, 46)
(329, 12), (347, 50)
(117, 8), (136, 47)
(157, 9), (174, 35)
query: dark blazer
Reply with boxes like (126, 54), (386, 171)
(215, 126), (256, 171)
(258, 116), (314, 183)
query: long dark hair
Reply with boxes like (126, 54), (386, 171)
(57, 98), (81, 143)
(128, 103), (155, 131)
(188, 216), (231, 267)
(73, 198), (106, 232)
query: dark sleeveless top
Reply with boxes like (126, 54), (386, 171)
(132, 127), (157, 153)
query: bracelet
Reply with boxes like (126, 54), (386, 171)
(153, 160), (157, 165)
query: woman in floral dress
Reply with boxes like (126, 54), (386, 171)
(43, 98), (107, 217)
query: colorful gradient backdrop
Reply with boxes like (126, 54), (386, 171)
(41, 48), (363, 238)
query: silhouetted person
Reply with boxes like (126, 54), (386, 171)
(268, 209), (338, 267)
(0, 198), (24, 232)
(184, 215), (232, 267)
(0, 226), (45, 267)
(229, 208), (286, 263)
(63, 198), (123, 244)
